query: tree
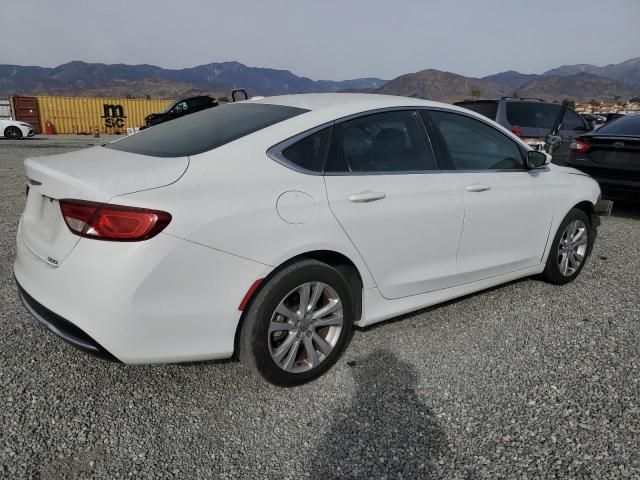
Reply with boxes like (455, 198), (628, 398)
(218, 96), (229, 103)
(566, 99), (576, 109)
(614, 95), (621, 104)
(589, 99), (599, 107)
(630, 97), (640, 103)
(470, 89), (481, 99)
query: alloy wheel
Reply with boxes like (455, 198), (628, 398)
(268, 282), (343, 373)
(557, 219), (588, 277)
(5, 127), (22, 139)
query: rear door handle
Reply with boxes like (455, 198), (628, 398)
(348, 191), (387, 203)
(466, 184), (491, 193)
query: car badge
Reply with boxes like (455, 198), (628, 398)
(612, 141), (625, 148)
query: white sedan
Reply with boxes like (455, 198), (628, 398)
(14, 94), (601, 385)
(1, 119), (35, 139)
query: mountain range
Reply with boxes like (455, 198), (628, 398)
(1, 57), (639, 103)
(0, 61), (386, 98)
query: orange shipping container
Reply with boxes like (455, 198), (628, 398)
(32, 96), (173, 135)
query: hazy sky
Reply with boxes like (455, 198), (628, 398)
(3, 0), (639, 80)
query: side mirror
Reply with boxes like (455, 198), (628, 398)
(545, 134), (562, 154)
(526, 150), (551, 169)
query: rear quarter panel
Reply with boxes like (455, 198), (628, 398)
(111, 124), (377, 289)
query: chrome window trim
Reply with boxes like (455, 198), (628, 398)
(266, 105), (536, 176)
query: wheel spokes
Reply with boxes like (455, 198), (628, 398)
(281, 338), (302, 371)
(311, 298), (342, 320)
(268, 281), (344, 373)
(272, 333), (297, 363)
(312, 331), (333, 356)
(302, 335), (319, 368)
(315, 313), (343, 328)
(297, 284), (311, 318)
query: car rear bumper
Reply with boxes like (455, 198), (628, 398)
(14, 226), (269, 364)
(16, 279), (119, 361)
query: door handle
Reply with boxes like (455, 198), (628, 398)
(466, 184), (491, 193)
(348, 191), (387, 203)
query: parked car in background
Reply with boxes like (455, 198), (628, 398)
(603, 112), (624, 124)
(1, 119), (35, 139)
(15, 94), (602, 385)
(580, 112), (605, 126)
(143, 95), (218, 128)
(454, 97), (592, 165)
(568, 113), (640, 202)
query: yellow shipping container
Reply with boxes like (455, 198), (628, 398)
(34, 96), (173, 134)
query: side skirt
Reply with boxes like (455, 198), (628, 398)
(356, 264), (544, 327)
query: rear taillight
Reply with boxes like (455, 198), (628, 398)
(570, 139), (591, 153)
(59, 199), (171, 241)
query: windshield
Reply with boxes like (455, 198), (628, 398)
(162, 101), (178, 113)
(107, 103), (308, 157)
(596, 115), (640, 136)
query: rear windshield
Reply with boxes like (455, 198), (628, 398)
(454, 101), (498, 120)
(106, 103), (308, 157)
(506, 102), (561, 128)
(596, 115), (640, 136)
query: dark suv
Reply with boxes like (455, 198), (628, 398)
(143, 95), (218, 128)
(454, 98), (592, 165)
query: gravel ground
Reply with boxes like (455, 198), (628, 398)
(1, 137), (639, 479)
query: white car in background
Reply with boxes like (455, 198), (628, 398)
(1, 119), (35, 139)
(14, 93), (602, 386)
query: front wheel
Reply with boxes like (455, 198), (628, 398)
(542, 208), (593, 285)
(239, 259), (354, 386)
(4, 126), (23, 139)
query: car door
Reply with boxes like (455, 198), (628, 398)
(324, 109), (464, 299)
(423, 109), (556, 284)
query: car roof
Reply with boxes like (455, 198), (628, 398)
(249, 93), (454, 116)
(235, 93), (531, 152)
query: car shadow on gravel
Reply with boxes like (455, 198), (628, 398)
(310, 350), (456, 479)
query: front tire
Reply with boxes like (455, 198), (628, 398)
(4, 126), (23, 139)
(542, 208), (593, 285)
(239, 259), (354, 386)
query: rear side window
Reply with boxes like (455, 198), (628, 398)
(281, 127), (332, 172)
(428, 110), (524, 170)
(107, 103), (308, 157)
(597, 115), (640, 135)
(326, 110), (437, 173)
(506, 102), (560, 128)
(455, 101), (499, 120)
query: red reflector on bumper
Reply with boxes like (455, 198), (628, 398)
(238, 279), (263, 311)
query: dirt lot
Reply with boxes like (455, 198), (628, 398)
(1, 137), (639, 479)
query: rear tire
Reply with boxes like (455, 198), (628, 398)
(4, 126), (22, 139)
(542, 208), (593, 285)
(239, 259), (354, 386)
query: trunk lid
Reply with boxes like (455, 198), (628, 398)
(572, 134), (640, 180)
(20, 146), (188, 266)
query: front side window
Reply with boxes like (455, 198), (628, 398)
(325, 110), (436, 173)
(428, 110), (525, 170)
(107, 103), (308, 157)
